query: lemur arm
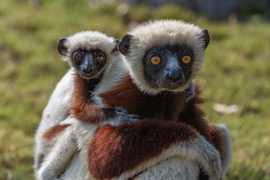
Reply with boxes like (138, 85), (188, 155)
(72, 90), (139, 125)
(88, 120), (222, 180)
(71, 99), (116, 124)
(71, 74), (139, 125)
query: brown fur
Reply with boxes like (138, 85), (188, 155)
(179, 86), (212, 143)
(89, 119), (199, 179)
(42, 125), (70, 143)
(100, 76), (186, 121)
(71, 74), (116, 123)
(99, 76), (211, 140)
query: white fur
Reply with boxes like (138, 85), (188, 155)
(34, 68), (75, 177)
(135, 157), (199, 180)
(215, 124), (232, 178)
(124, 19), (206, 95)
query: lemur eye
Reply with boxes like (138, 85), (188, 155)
(96, 55), (104, 61)
(182, 55), (191, 64)
(74, 53), (82, 61)
(150, 56), (161, 65)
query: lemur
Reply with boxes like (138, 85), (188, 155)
(38, 20), (229, 180)
(86, 20), (231, 180)
(34, 31), (140, 178)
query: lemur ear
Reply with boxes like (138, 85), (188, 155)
(58, 38), (68, 56)
(201, 29), (210, 50)
(118, 34), (133, 55)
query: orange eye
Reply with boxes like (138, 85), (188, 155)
(74, 53), (82, 61)
(182, 55), (191, 64)
(150, 56), (161, 65)
(96, 55), (104, 61)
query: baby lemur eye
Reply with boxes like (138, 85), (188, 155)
(74, 53), (82, 61)
(150, 56), (161, 65)
(96, 55), (104, 61)
(182, 55), (191, 64)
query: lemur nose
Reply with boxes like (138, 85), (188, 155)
(83, 67), (92, 74)
(165, 71), (182, 83)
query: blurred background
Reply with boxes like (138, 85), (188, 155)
(0, 0), (270, 179)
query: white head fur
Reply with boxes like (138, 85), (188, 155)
(121, 19), (208, 95)
(60, 31), (119, 79)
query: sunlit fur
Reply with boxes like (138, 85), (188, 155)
(34, 69), (75, 177)
(124, 19), (206, 95)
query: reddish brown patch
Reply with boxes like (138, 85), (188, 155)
(88, 119), (199, 179)
(99, 76), (186, 121)
(42, 125), (69, 143)
(71, 74), (115, 123)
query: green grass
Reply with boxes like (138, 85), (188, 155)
(0, 0), (270, 179)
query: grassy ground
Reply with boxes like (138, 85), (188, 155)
(0, 0), (270, 179)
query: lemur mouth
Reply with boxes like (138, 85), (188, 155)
(159, 79), (186, 91)
(80, 73), (95, 80)
(159, 82), (181, 91)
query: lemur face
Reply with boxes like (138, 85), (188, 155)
(118, 20), (210, 95)
(57, 31), (119, 80)
(71, 49), (106, 79)
(143, 44), (194, 91)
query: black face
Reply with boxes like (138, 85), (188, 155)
(57, 38), (115, 80)
(143, 44), (194, 90)
(71, 49), (106, 79)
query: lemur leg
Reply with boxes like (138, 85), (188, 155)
(37, 124), (77, 180)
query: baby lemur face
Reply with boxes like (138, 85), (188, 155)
(143, 44), (194, 91)
(71, 49), (106, 79)
(57, 31), (119, 80)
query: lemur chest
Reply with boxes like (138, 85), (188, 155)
(99, 77), (186, 121)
